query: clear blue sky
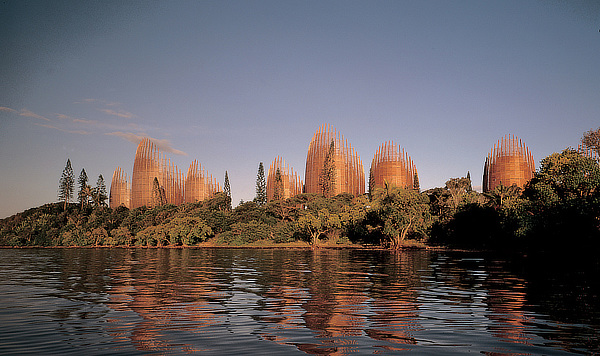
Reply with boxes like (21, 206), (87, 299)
(1, 0), (599, 218)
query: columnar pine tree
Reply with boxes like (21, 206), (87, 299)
(368, 167), (375, 198)
(58, 159), (75, 211)
(77, 168), (89, 208)
(223, 171), (232, 210)
(273, 168), (283, 201)
(413, 172), (420, 191)
(224, 171), (231, 198)
(319, 140), (336, 197)
(465, 171), (473, 192)
(254, 162), (267, 206)
(151, 177), (166, 207)
(95, 175), (108, 207)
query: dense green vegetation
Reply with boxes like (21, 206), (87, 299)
(2, 136), (600, 250)
(430, 148), (600, 251)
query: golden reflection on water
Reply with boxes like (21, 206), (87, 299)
(46, 248), (589, 355)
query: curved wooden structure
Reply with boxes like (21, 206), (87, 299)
(578, 144), (600, 163)
(109, 166), (130, 208)
(161, 158), (184, 205)
(266, 156), (303, 201)
(370, 141), (418, 191)
(131, 138), (161, 208)
(483, 135), (535, 192)
(184, 159), (220, 203)
(305, 124), (365, 197)
(120, 137), (219, 209)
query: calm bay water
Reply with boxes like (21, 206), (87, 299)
(0, 248), (598, 355)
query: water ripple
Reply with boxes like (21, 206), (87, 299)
(0, 248), (598, 355)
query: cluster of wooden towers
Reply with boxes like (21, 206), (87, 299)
(110, 126), (539, 208)
(271, 127), (537, 200)
(109, 138), (220, 209)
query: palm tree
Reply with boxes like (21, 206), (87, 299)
(484, 183), (521, 208)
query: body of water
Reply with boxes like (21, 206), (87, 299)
(0, 248), (598, 355)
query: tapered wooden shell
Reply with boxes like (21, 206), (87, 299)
(370, 141), (418, 190)
(483, 134), (535, 192)
(130, 138), (161, 208)
(109, 166), (130, 208)
(266, 156), (303, 201)
(304, 124), (365, 196)
(184, 159), (220, 203)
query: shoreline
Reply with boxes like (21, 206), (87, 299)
(0, 243), (449, 251)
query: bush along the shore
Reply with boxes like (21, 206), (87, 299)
(2, 148), (599, 250)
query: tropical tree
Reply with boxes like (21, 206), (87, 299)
(58, 159), (75, 211)
(369, 184), (432, 249)
(445, 176), (473, 211)
(164, 216), (213, 245)
(254, 162), (267, 206)
(425, 187), (451, 218)
(484, 183), (521, 209)
(526, 148), (600, 202)
(338, 194), (369, 241)
(217, 220), (269, 245)
(77, 169), (89, 208)
(582, 127), (600, 157)
(296, 208), (341, 247)
(521, 148), (600, 243)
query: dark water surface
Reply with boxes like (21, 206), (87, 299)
(0, 248), (598, 355)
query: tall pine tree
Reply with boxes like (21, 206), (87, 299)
(58, 159), (75, 210)
(273, 168), (283, 201)
(224, 171), (231, 197)
(151, 177), (166, 207)
(319, 140), (336, 197)
(368, 167), (375, 198)
(254, 162), (267, 206)
(77, 168), (89, 208)
(95, 174), (108, 207)
(466, 171), (473, 192)
(413, 172), (420, 191)
(223, 171), (232, 210)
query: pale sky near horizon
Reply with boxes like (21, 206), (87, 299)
(1, 0), (599, 218)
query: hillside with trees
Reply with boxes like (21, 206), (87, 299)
(2, 130), (599, 250)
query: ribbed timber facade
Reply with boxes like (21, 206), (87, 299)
(578, 144), (600, 163)
(370, 141), (418, 191)
(161, 159), (184, 205)
(305, 124), (365, 197)
(483, 135), (535, 192)
(184, 160), (220, 203)
(266, 156), (303, 201)
(109, 166), (130, 208)
(115, 137), (219, 209)
(131, 138), (162, 208)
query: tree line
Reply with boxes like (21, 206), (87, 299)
(57, 159), (108, 210)
(1, 129), (599, 250)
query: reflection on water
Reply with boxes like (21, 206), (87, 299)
(0, 248), (598, 355)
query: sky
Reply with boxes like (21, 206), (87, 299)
(1, 0), (599, 218)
